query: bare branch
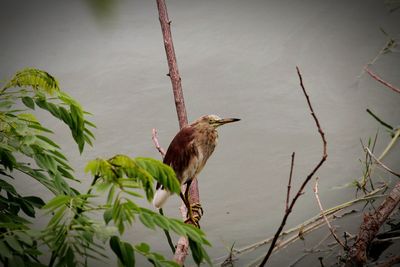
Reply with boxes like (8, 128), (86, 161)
(346, 181), (400, 266)
(313, 177), (346, 249)
(155, 1), (201, 264)
(259, 67), (328, 266)
(156, 0), (188, 128)
(364, 67), (400, 94)
(364, 147), (400, 178)
(286, 152), (295, 212)
(152, 128), (166, 158)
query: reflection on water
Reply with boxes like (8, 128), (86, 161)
(1, 0), (399, 266)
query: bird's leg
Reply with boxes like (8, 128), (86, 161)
(179, 180), (202, 228)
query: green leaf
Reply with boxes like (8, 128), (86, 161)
(22, 196), (45, 208)
(14, 231), (33, 246)
(47, 205), (67, 228)
(42, 195), (70, 211)
(21, 97), (35, 109)
(135, 243), (150, 253)
(5, 68), (60, 94)
(110, 236), (135, 267)
(189, 238), (211, 266)
(135, 157), (180, 194)
(5, 235), (23, 253)
(0, 179), (18, 194)
(103, 208), (113, 225)
(0, 100), (15, 109)
(27, 123), (53, 133)
(139, 212), (156, 230)
(168, 220), (186, 236)
(36, 135), (60, 149)
(110, 236), (122, 259)
(152, 213), (170, 230)
(120, 241), (135, 267)
(0, 240), (13, 259)
(107, 185), (116, 205)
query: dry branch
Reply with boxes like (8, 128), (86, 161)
(286, 152), (295, 212)
(364, 147), (400, 178)
(213, 186), (386, 266)
(156, 0), (187, 128)
(364, 67), (400, 94)
(259, 67), (328, 266)
(152, 128), (166, 158)
(155, 0), (201, 264)
(346, 181), (400, 266)
(313, 177), (346, 249)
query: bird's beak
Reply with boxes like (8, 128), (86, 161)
(217, 118), (241, 125)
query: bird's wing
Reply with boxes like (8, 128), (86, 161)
(157, 126), (197, 189)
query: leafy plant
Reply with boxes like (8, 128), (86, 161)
(85, 154), (211, 265)
(0, 68), (95, 266)
(0, 68), (211, 266)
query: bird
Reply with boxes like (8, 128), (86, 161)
(152, 114), (240, 225)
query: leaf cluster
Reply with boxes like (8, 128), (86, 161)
(85, 154), (211, 265)
(0, 68), (95, 266)
(1, 68), (211, 267)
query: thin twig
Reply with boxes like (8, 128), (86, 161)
(259, 67), (328, 267)
(286, 152), (295, 212)
(364, 67), (400, 94)
(212, 186), (386, 266)
(366, 109), (394, 131)
(159, 208), (176, 253)
(313, 177), (346, 249)
(151, 129), (175, 253)
(364, 147), (400, 178)
(152, 128), (166, 158)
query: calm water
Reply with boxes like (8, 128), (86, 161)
(1, 0), (399, 266)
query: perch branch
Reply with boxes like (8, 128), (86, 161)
(259, 66), (328, 266)
(155, 0), (202, 264)
(364, 67), (400, 94)
(313, 177), (346, 249)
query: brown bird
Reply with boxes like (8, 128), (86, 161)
(153, 115), (240, 225)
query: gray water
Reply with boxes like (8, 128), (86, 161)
(1, 0), (399, 266)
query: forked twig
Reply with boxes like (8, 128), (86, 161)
(313, 177), (346, 249)
(259, 67), (328, 266)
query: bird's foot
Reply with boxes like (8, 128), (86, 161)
(184, 202), (203, 228)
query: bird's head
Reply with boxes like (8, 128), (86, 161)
(193, 114), (240, 129)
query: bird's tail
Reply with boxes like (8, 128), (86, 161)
(152, 188), (171, 208)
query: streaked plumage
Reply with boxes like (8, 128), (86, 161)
(153, 115), (239, 208)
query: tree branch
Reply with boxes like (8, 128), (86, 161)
(156, 0), (188, 128)
(346, 181), (400, 266)
(286, 152), (295, 212)
(155, 0), (201, 264)
(152, 128), (166, 158)
(364, 67), (400, 94)
(259, 66), (328, 266)
(313, 177), (346, 249)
